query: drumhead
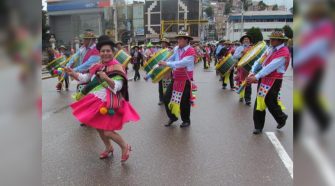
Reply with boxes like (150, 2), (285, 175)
(145, 49), (168, 65)
(115, 50), (131, 66)
(237, 41), (266, 67)
(144, 49), (172, 72)
(215, 54), (233, 70)
(151, 67), (172, 83)
(47, 56), (66, 68)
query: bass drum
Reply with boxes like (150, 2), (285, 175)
(237, 41), (267, 72)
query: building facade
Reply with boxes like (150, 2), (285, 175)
(132, 2), (145, 44)
(47, 0), (112, 48)
(145, 0), (202, 42)
(226, 11), (293, 41)
(47, 0), (145, 47)
(212, 1), (227, 40)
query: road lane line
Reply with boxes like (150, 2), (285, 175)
(42, 112), (51, 121)
(303, 138), (335, 186)
(266, 132), (293, 179)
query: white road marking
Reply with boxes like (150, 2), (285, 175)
(303, 138), (335, 186)
(266, 132), (293, 179)
(42, 112), (51, 121)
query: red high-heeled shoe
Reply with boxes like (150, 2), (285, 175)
(121, 144), (132, 162)
(99, 147), (114, 159)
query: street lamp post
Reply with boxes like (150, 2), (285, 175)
(240, 1), (244, 37)
(74, 36), (80, 52)
(49, 35), (56, 49)
(112, 0), (118, 41)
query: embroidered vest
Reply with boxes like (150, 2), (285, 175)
(262, 46), (291, 79)
(297, 21), (335, 74)
(173, 47), (196, 81)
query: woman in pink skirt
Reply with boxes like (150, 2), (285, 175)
(64, 36), (140, 162)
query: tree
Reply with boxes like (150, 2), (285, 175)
(290, 7), (293, 14)
(283, 25), (293, 39)
(204, 6), (214, 18)
(272, 4), (279, 11)
(258, 1), (268, 11)
(241, 0), (252, 11)
(246, 27), (263, 44)
(290, 0), (297, 15)
(224, 3), (232, 15)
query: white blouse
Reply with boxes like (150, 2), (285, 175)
(77, 73), (123, 102)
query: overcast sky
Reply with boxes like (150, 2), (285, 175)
(42, 0), (293, 11)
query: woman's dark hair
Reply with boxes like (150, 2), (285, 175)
(96, 35), (115, 51)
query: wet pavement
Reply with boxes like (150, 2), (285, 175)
(42, 63), (293, 185)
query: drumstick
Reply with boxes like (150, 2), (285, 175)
(236, 81), (247, 94)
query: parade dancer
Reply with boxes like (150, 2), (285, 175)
(246, 31), (290, 134)
(65, 30), (101, 91)
(158, 31), (196, 128)
(205, 43), (211, 68)
(144, 42), (154, 63)
(115, 41), (123, 52)
(139, 45), (145, 66)
(158, 38), (172, 105)
(193, 42), (202, 64)
(201, 45), (208, 69)
(65, 37), (140, 161)
(55, 45), (70, 91)
(215, 39), (225, 66)
(131, 45), (143, 81)
(221, 40), (236, 90)
(233, 35), (253, 105)
(293, 4), (335, 137)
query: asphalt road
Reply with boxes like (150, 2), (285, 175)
(42, 63), (293, 186)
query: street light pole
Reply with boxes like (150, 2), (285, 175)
(240, 0), (244, 37)
(178, 0), (180, 33)
(112, 0), (118, 41)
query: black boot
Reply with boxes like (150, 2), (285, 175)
(277, 114), (288, 129)
(253, 129), (262, 135)
(165, 119), (177, 127)
(180, 122), (191, 128)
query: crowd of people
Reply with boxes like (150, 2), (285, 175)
(45, 28), (292, 162)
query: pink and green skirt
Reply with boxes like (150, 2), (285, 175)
(70, 94), (140, 131)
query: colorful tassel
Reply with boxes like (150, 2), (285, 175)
(99, 107), (108, 115)
(108, 109), (115, 115)
(168, 102), (181, 118)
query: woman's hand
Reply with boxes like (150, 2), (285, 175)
(247, 72), (255, 77)
(97, 71), (115, 89)
(96, 71), (109, 81)
(158, 61), (167, 66)
(246, 74), (257, 85)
